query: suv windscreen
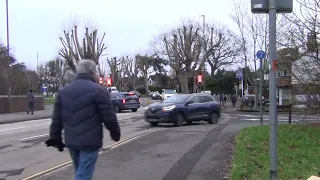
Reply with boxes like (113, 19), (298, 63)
(163, 94), (189, 103)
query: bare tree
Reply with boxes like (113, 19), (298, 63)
(229, 0), (272, 110)
(136, 54), (165, 94)
(279, 0), (320, 111)
(38, 64), (50, 88)
(59, 24), (107, 75)
(123, 56), (138, 90)
(46, 58), (72, 90)
(155, 21), (222, 93)
(204, 24), (242, 76)
(107, 57), (121, 88)
(99, 59), (109, 77)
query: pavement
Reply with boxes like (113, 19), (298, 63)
(0, 98), (156, 125)
(40, 114), (240, 180)
(1, 99), (319, 179)
(0, 105), (53, 124)
(0, 108), (161, 180)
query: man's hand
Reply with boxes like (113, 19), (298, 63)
(110, 132), (120, 142)
(45, 139), (66, 152)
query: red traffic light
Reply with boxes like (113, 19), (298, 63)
(197, 73), (202, 84)
(106, 78), (112, 86)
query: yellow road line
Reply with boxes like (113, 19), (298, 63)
(22, 132), (152, 180)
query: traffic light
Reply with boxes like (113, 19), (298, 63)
(197, 73), (202, 85)
(106, 77), (112, 87)
(99, 77), (103, 85)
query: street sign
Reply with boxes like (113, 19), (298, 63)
(251, 0), (293, 14)
(256, 50), (266, 60)
(236, 70), (243, 79)
(42, 86), (47, 93)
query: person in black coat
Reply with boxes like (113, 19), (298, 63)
(45, 59), (120, 180)
(26, 89), (35, 115)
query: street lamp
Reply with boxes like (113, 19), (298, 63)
(6, 0), (12, 112)
(200, 15), (206, 90)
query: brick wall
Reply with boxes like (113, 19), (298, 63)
(0, 95), (45, 114)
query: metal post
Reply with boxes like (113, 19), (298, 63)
(269, 0), (278, 179)
(259, 58), (263, 126)
(37, 52), (39, 72)
(201, 15), (206, 90)
(6, 0), (12, 113)
(241, 78), (244, 97)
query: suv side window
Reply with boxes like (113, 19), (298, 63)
(110, 93), (117, 98)
(188, 96), (201, 104)
(200, 95), (214, 103)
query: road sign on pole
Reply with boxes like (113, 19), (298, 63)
(256, 50), (266, 126)
(256, 50), (266, 60)
(251, 0), (293, 179)
(236, 69), (244, 97)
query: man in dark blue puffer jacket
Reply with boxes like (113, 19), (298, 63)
(45, 59), (120, 180)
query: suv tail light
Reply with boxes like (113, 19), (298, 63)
(139, 98), (141, 102)
(122, 99), (126, 104)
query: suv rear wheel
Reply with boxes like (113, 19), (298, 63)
(131, 108), (138, 112)
(114, 105), (121, 113)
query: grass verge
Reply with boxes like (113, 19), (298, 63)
(44, 98), (55, 105)
(229, 124), (320, 180)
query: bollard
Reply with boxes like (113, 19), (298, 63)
(288, 104), (292, 124)
(147, 97), (151, 105)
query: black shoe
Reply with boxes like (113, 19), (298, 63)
(27, 111), (29, 114)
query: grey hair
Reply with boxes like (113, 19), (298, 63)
(76, 59), (97, 75)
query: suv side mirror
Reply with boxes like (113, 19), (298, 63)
(186, 100), (194, 105)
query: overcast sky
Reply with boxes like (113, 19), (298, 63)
(0, 0), (242, 70)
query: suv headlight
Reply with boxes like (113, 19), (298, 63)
(162, 105), (176, 111)
(145, 106), (149, 110)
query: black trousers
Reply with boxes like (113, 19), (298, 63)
(27, 102), (35, 114)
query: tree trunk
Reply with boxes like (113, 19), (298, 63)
(133, 76), (136, 90)
(144, 73), (149, 94)
(178, 72), (189, 94)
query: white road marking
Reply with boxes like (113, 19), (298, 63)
(20, 134), (49, 141)
(22, 132), (153, 180)
(0, 127), (24, 132)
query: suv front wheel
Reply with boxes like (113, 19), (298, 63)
(208, 112), (219, 124)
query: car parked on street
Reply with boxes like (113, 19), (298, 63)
(148, 91), (162, 100)
(110, 92), (140, 113)
(242, 94), (265, 106)
(144, 93), (221, 127)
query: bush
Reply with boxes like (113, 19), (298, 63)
(136, 85), (165, 95)
(148, 86), (163, 93)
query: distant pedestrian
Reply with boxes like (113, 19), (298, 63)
(27, 89), (35, 115)
(224, 95), (227, 102)
(45, 59), (121, 180)
(219, 94), (224, 107)
(231, 94), (237, 108)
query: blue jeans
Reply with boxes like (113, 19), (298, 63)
(69, 148), (99, 180)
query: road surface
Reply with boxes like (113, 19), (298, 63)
(0, 108), (164, 180)
(1, 107), (319, 180)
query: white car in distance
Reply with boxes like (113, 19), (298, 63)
(161, 89), (177, 100)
